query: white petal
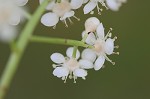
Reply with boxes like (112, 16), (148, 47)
(104, 38), (114, 55)
(50, 53), (65, 63)
(73, 69), (87, 77)
(85, 32), (96, 45)
(94, 55), (105, 70)
(15, 0), (28, 6)
(83, 1), (97, 14)
(82, 31), (96, 45)
(0, 25), (17, 42)
(66, 47), (80, 59)
(85, 17), (100, 33)
(71, 0), (83, 9)
(96, 23), (105, 39)
(60, 11), (75, 20)
(9, 12), (21, 25)
(53, 67), (69, 78)
(79, 59), (93, 69)
(106, 0), (121, 11)
(81, 48), (96, 62)
(39, 0), (55, 10)
(41, 12), (59, 27)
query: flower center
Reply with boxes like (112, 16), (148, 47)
(0, 6), (13, 24)
(52, 1), (71, 17)
(64, 58), (79, 71)
(93, 39), (105, 55)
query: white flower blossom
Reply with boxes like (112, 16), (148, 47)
(83, 0), (108, 15)
(106, 0), (127, 11)
(50, 47), (93, 83)
(40, 0), (83, 28)
(84, 17), (100, 33)
(82, 17), (119, 71)
(83, 0), (127, 14)
(0, 0), (28, 42)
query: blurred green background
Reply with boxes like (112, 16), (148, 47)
(0, 0), (150, 99)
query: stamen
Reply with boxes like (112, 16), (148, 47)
(63, 20), (68, 27)
(103, 54), (115, 65)
(108, 33), (112, 37)
(82, 77), (86, 80)
(115, 45), (119, 49)
(64, 76), (68, 83)
(62, 76), (65, 80)
(52, 64), (58, 68)
(113, 36), (117, 41)
(69, 75), (72, 79)
(68, 18), (73, 24)
(53, 25), (56, 29)
(96, 3), (103, 15)
(104, 28), (113, 40)
(90, 11), (94, 15)
(73, 76), (76, 83)
(113, 52), (120, 55)
(99, 2), (109, 10)
(73, 16), (80, 21)
(69, 72), (73, 79)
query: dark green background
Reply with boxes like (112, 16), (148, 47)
(0, 0), (150, 99)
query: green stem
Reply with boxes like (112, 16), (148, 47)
(21, 9), (32, 20)
(30, 36), (93, 48)
(72, 46), (78, 58)
(0, 0), (50, 99)
(72, 32), (89, 58)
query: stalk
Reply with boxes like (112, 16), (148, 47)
(0, 0), (50, 99)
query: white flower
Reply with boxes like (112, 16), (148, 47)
(83, 0), (108, 15)
(0, 25), (17, 42)
(0, 0), (28, 25)
(83, 0), (127, 14)
(0, 0), (28, 42)
(82, 17), (118, 71)
(106, 0), (127, 11)
(40, 0), (83, 28)
(50, 47), (93, 83)
(84, 17), (100, 33)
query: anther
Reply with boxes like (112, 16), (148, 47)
(115, 45), (119, 49)
(110, 28), (113, 31)
(82, 77), (86, 80)
(113, 36), (117, 41)
(52, 64), (57, 68)
(64, 76), (68, 83)
(90, 11), (94, 14)
(69, 75), (72, 79)
(73, 76), (76, 83)
(113, 52), (120, 55)
(112, 62), (115, 65)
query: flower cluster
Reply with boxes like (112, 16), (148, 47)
(50, 17), (119, 83)
(40, 0), (127, 28)
(0, 0), (127, 84)
(0, 0), (28, 42)
(40, 0), (83, 28)
(83, 0), (127, 14)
